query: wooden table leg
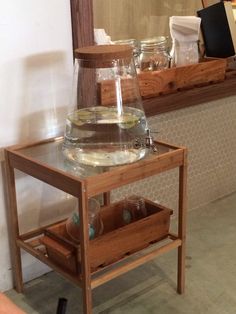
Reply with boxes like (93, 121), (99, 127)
(177, 148), (187, 294)
(79, 187), (92, 314)
(103, 191), (110, 206)
(4, 152), (24, 293)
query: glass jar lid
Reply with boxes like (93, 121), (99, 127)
(140, 36), (168, 49)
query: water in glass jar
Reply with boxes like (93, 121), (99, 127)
(63, 106), (147, 167)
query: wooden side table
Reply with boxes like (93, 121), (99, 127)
(4, 137), (187, 314)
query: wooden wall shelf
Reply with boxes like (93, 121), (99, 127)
(143, 72), (236, 116)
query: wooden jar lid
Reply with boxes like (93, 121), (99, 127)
(75, 44), (133, 60)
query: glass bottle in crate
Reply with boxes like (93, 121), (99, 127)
(122, 195), (147, 224)
(62, 45), (149, 167)
(113, 39), (140, 69)
(66, 198), (103, 242)
(139, 36), (170, 72)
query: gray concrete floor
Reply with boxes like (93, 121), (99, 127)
(5, 192), (236, 314)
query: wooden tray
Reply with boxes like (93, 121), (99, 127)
(98, 58), (227, 105)
(41, 198), (172, 274)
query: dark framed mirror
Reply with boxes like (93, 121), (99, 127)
(70, 0), (236, 116)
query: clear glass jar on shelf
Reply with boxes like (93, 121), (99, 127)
(139, 36), (170, 72)
(122, 195), (147, 224)
(113, 38), (140, 69)
(66, 198), (103, 242)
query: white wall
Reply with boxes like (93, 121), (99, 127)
(0, 0), (73, 291)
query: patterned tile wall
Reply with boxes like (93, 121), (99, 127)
(112, 96), (236, 213)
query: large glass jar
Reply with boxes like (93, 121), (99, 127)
(63, 45), (148, 167)
(139, 36), (170, 72)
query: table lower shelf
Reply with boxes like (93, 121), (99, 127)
(16, 233), (181, 289)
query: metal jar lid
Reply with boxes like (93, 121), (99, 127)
(140, 36), (167, 48)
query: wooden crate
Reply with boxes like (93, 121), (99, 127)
(41, 234), (79, 274)
(98, 58), (227, 105)
(41, 198), (172, 274)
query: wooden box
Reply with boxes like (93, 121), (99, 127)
(41, 225), (80, 274)
(41, 198), (172, 274)
(98, 58), (227, 105)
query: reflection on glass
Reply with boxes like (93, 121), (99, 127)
(18, 138), (174, 179)
(93, 0), (203, 41)
(63, 158), (106, 178)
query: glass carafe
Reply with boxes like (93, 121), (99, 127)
(62, 45), (148, 167)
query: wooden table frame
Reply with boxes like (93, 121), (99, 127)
(4, 137), (187, 314)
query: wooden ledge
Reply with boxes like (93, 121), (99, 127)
(143, 72), (236, 117)
(98, 59), (233, 116)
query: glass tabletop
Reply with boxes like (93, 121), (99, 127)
(16, 137), (176, 179)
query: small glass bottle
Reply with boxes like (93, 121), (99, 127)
(139, 36), (170, 72)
